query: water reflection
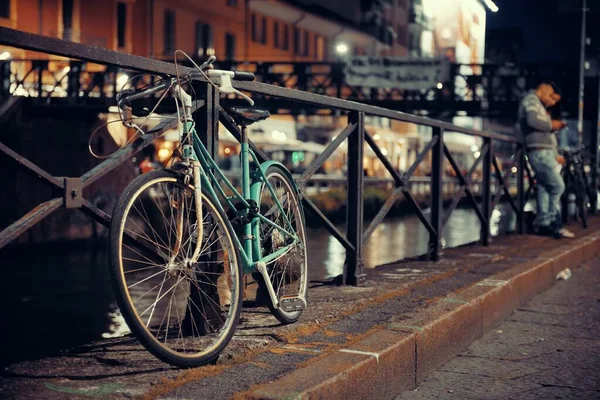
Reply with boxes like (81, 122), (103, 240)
(0, 247), (117, 366)
(306, 204), (516, 280)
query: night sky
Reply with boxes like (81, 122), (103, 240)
(486, 0), (600, 67)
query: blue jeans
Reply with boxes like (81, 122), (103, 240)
(528, 149), (565, 227)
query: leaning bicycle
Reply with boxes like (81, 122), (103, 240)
(107, 55), (308, 368)
(560, 146), (593, 228)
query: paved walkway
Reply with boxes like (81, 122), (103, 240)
(398, 256), (600, 400)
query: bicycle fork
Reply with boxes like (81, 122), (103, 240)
(171, 147), (204, 266)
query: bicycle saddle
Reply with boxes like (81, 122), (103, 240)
(227, 107), (270, 126)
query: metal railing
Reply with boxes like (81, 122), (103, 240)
(0, 57), (584, 118)
(0, 26), (529, 285)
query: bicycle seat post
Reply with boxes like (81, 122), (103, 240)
(239, 122), (250, 198)
(239, 122), (254, 257)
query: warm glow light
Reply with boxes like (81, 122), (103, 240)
(483, 0), (499, 12)
(381, 148), (388, 156)
(336, 43), (348, 54)
(0, 51), (11, 60)
(224, 147), (231, 154)
(373, 134), (381, 141)
(470, 144), (479, 152)
(271, 130), (287, 142)
(117, 73), (129, 91)
(436, 82), (443, 89)
(157, 148), (170, 160)
(474, 151), (481, 158)
(511, 166), (518, 173)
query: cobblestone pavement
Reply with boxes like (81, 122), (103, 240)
(397, 257), (600, 400)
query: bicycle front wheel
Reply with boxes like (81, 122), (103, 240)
(258, 165), (308, 324)
(109, 169), (243, 367)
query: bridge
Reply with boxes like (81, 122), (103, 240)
(1, 48), (597, 119)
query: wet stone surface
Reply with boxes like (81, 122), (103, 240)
(397, 256), (600, 400)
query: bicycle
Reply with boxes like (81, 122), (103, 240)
(560, 146), (593, 228)
(107, 55), (308, 368)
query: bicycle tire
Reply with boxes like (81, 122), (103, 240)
(109, 169), (243, 367)
(575, 175), (589, 228)
(257, 165), (308, 324)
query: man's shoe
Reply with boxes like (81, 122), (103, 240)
(538, 225), (562, 239)
(559, 228), (575, 238)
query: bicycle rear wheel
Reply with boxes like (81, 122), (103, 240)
(258, 165), (308, 324)
(109, 169), (243, 367)
(575, 175), (589, 228)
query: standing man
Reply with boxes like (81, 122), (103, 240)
(518, 82), (567, 238)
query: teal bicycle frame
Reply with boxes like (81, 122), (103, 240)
(182, 121), (300, 274)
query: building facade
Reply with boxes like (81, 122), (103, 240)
(0, 0), (396, 62)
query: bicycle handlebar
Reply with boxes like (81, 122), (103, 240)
(117, 68), (255, 107)
(117, 79), (172, 109)
(232, 71), (255, 81)
(115, 61), (257, 120)
(188, 69), (255, 81)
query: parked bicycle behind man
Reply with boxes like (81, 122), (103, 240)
(545, 90), (575, 238)
(518, 81), (567, 239)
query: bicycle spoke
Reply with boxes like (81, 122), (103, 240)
(133, 202), (171, 256)
(114, 174), (241, 364)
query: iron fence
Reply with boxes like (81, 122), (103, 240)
(0, 26), (531, 285)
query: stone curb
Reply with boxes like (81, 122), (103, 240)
(247, 233), (600, 400)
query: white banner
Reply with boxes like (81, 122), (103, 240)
(344, 57), (450, 90)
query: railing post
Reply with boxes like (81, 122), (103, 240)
(430, 127), (443, 260)
(195, 82), (219, 159)
(0, 60), (9, 97)
(590, 75), (600, 214)
(481, 137), (492, 245)
(33, 60), (45, 98)
(67, 60), (82, 101)
(517, 143), (525, 234)
(345, 111), (365, 285)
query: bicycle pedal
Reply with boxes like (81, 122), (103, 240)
(280, 296), (306, 312)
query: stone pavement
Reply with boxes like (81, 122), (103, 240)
(397, 255), (600, 400)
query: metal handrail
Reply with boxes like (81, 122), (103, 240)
(0, 26), (529, 285)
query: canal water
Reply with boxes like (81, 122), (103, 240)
(0, 204), (516, 365)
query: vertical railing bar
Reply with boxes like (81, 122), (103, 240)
(430, 127), (443, 261)
(481, 138), (492, 246)
(517, 146), (525, 234)
(345, 111), (365, 285)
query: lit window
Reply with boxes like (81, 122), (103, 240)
(164, 10), (176, 54)
(117, 2), (127, 48)
(0, 0), (10, 18)
(225, 33), (236, 61)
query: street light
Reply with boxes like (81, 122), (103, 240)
(482, 0), (499, 13)
(336, 43), (349, 55)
